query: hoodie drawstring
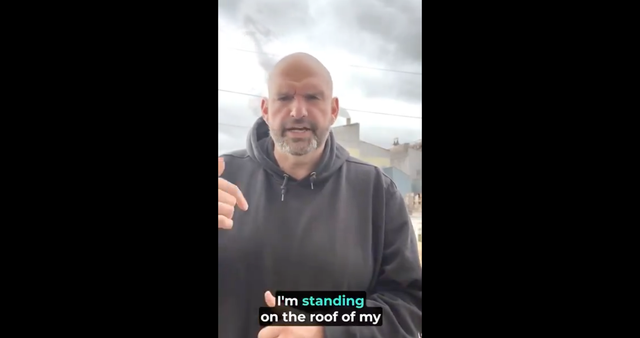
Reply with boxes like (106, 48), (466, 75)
(280, 172), (317, 201)
(281, 174), (289, 201)
(310, 172), (316, 190)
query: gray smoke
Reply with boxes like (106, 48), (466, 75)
(219, 0), (422, 103)
(243, 15), (278, 78)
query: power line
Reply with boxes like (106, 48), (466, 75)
(219, 122), (253, 129)
(221, 47), (422, 76)
(219, 88), (262, 98)
(218, 89), (422, 120)
(347, 64), (422, 76)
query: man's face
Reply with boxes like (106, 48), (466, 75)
(261, 58), (339, 156)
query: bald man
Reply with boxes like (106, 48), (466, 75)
(218, 53), (422, 338)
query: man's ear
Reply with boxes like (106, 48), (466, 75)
(260, 97), (269, 124)
(330, 97), (340, 124)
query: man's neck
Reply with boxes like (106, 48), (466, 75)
(273, 145), (324, 181)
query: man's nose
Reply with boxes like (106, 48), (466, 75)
(289, 97), (308, 118)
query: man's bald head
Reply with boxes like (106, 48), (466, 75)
(261, 52), (340, 157)
(267, 53), (333, 96)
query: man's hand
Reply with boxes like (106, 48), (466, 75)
(218, 157), (248, 229)
(258, 291), (324, 338)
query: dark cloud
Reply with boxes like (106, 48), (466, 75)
(218, 0), (420, 65)
(326, 0), (421, 67)
(218, 0), (422, 103)
(217, 0), (422, 153)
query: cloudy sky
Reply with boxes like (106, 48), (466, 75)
(218, 0), (422, 154)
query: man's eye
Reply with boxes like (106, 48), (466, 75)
(304, 95), (319, 100)
(278, 96), (293, 101)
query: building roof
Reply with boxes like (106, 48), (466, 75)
(331, 123), (359, 130)
(360, 140), (389, 151)
(411, 139), (422, 150)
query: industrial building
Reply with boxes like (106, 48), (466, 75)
(332, 112), (422, 197)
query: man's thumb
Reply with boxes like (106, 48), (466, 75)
(264, 291), (276, 307)
(218, 157), (225, 177)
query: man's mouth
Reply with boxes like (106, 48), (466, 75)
(286, 127), (311, 134)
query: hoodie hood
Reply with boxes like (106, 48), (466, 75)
(246, 117), (348, 184)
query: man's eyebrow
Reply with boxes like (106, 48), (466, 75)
(306, 91), (325, 98)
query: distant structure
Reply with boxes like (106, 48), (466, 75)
(390, 138), (422, 194)
(331, 110), (391, 168)
(332, 114), (422, 196)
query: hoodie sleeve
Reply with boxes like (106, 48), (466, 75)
(324, 183), (422, 338)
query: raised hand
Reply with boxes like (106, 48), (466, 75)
(218, 157), (248, 229)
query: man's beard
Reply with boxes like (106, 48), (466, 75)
(270, 119), (329, 156)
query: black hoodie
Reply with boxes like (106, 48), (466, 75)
(218, 118), (422, 337)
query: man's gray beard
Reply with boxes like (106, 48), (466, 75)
(270, 129), (326, 156)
